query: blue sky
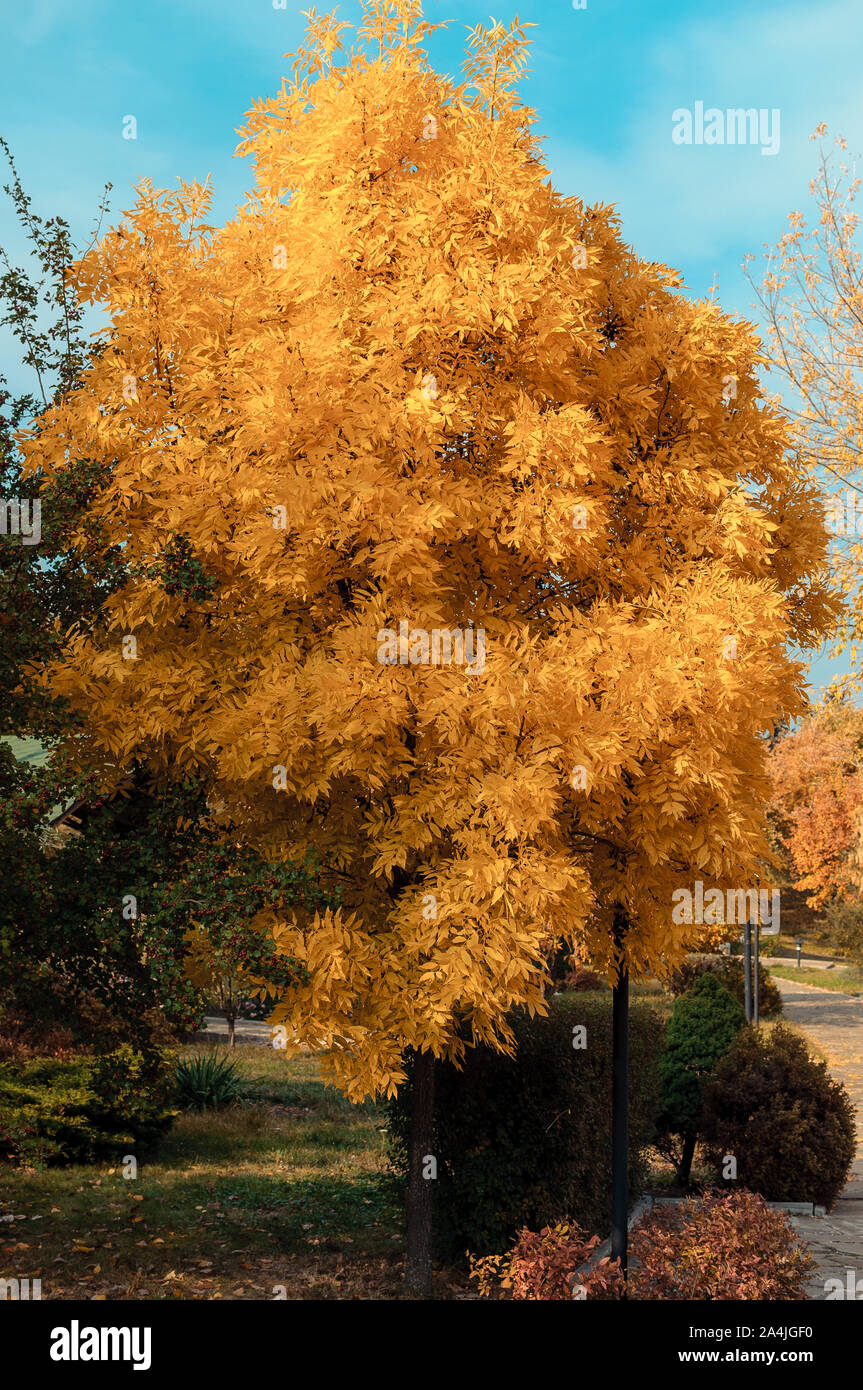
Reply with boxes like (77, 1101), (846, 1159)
(3, 0), (862, 694)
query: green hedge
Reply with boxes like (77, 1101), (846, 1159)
(385, 996), (665, 1261)
(0, 1044), (177, 1166)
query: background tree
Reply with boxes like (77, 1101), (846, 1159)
(170, 838), (328, 1048)
(0, 760), (326, 1050)
(749, 125), (862, 681)
(656, 973), (746, 1187)
(769, 698), (863, 958)
(20, 2), (834, 1291)
(0, 137), (121, 740)
(0, 142), (127, 1033)
(0, 151), (326, 1050)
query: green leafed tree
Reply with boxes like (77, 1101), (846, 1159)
(657, 973), (746, 1187)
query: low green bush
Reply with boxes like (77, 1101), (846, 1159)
(0, 1045), (176, 1167)
(0, 1057), (93, 1166)
(175, 1051), (242, 1111)
(385, 996), (665, 1261)
(88, 1043), (177, 1149)
(701, 1023), (856, 1208)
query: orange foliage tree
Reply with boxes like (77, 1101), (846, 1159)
(20, 3), (834, 1289)
(769, 699), (863, 910)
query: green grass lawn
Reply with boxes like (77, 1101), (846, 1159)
(767, 963), (863, 996)
(768, 932), (845, 963)
(0, 1045), (473, 1300)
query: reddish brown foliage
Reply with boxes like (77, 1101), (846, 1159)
(469, 1221), (623, 1300)
(630, 1191), (812, 1300)
(471, 1191), (812, 1301)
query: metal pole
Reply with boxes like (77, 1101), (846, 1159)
(743, 921), (753, 1022)
(611, 923), (629, 1280)
(753, 874), (760, 1026)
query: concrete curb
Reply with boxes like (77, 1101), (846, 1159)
(645, 1194), (826, 1217)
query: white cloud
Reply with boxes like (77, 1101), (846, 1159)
(544, 0), (863, 284)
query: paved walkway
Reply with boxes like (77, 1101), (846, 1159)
(197, 1017), (321, 1048)
(762, 955), (855, 972)
(773, 975), (863, 1298)
(199, 1015), (273, 1044)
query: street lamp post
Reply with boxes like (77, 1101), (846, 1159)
(752, 874), (761, 1026)
(742, 921), (753, 1022)
(753, 920), (760, 1026)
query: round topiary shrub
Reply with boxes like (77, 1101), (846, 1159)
(668, 954), (783, 1018)
(656, 973), (746, 1185)
(385, 996), (665, 1261)
(701, 1022), (856, 1208)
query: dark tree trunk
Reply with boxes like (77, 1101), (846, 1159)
(405, 1049), (435, 1297)
(227, 1013), (236, 1049)
(677, 1130), (697, 1188)
(611, 911), (629, 1282)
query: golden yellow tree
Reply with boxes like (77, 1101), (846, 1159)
(22, 2), (833, 1290)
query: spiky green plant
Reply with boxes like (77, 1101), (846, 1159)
(174, 1052), (242, 1111)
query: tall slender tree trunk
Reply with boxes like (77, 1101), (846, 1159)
(677, 1130), (697, 1188)
(405, 1049), (435, 1297)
